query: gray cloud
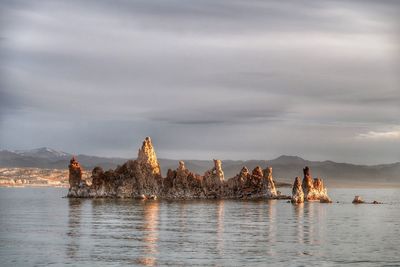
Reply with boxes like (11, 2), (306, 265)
(0, 0), (399, 164)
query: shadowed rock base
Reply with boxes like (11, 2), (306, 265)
(67, 137), (285, 200)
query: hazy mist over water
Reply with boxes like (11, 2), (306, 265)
(0, 187), (399, 266)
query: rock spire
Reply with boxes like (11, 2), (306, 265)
(263, 167), (277, 198)
(68, 156), (82, 188)
(137, 137), (161, 176)
(292, 166), (331, 203)
(291, 177), (304, 204)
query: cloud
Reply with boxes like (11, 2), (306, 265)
(358, 130), (400, 140)
(0, 0), (399, 164)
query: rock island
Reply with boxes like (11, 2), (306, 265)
(68, 137), (331, 203)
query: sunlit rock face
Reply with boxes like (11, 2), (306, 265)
(174, 161), (189, 189)
(301, 166), (331, 203)
(291, 177), (304, 204)
(202, 159), (225, 197)
(301, 166), (314, 197)
(352, 195), (364, 204)
(223, 166), (279, 199)
(137, 137), (161, 176)
(204, 159), (224, 185)
(263, 167), (278, 198)
(236, 166), (267, 198)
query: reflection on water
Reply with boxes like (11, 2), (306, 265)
(293, 203), (304, 245)
(1, 188), (400, 266)
(216, 200), (224, 257)
(66, 199), (83, 259)
(136, 201), (159, 266)
(267, 200), (276, 245)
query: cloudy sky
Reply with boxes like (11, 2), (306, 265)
(0, 0), (399, 164)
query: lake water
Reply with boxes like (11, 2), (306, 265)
(0, 187), (399, 266)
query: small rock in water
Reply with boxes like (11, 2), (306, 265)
(352, 195), (364, 204)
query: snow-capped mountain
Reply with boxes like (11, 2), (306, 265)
(13, 147), (71, 159)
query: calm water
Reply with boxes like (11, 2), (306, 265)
(0, 188), (399, 267)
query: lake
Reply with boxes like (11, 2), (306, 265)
(0, 187), (399, 266)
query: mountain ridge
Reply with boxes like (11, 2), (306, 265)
(1, 148), (399, 186)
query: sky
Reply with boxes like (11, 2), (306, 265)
(0, 0), (399, 164)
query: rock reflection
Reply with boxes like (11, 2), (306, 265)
(293, 203), (304, 244)
(303, 204), (313, 244)
(136, 201), (160, 266)
(266, 200), (277, 250)
(293, 202), (325, 256)
(216, 200), (225, 257)
(66, 198), (83, 260)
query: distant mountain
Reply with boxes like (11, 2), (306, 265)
(0, 148), (127, 170)
(0, 148), (399, 186)
(14, 147), (70, 159)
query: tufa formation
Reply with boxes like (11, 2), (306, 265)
(291, 177), (304, 204)
(68, 156), (82, 188)
(68, 137), (330, 202)
(290, 166), (331, 203)
(68, 137), (282, 199)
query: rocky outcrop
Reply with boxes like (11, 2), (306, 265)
(67, 157), (90, 197)
(263, 167), (278, 198)
(352, 195), (364, 204)
(204, 159), (224, 186)
(352, 196), (382, 204)
(291, 177), (304, 204)
(67, 137), (163, 198)
(68, 157), (82, 187)
(227, 166), (279, 198)
(163, 161), (204, 199)
(301, 166), (331, 203)
(226, 167), (250, 195)
(137, 137), (161, 176)
(67, 137), (326, 201)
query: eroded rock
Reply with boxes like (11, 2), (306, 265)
(263, 167), (278, 198)
(301, 166), (331, 203)
(68, 156), (82, 188)
(137, 137), (161, 176)
(352, 196), (364, 204)
(291, 177), (304, 204)
(67, 157), (90, 197)
(67, 137), (324, 201)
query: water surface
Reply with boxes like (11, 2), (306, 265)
(0, 188), (399, 266)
